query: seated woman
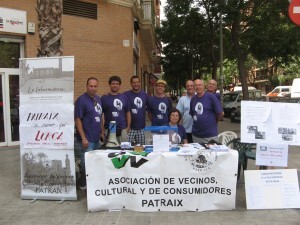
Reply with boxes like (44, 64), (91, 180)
(168, 108), (188, 144)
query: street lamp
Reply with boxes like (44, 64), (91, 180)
(220, 12), (224, 104)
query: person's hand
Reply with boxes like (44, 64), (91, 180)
(126, 127), (130, 133)
(82, 138), (89, 149)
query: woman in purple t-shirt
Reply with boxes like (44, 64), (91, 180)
(168, 108), (188, 144)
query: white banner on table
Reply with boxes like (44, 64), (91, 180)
(86, 150), (238, 212)
(256, 143), (288, 167)
(241, 101), (300, 145)
(245, 169), (300, 209)
(20, 146), (77, 200)
(19, 57), (74, 105)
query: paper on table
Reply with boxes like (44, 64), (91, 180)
(153, 134), (169, 152)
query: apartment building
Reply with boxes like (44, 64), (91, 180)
(0, 0), (162, 146)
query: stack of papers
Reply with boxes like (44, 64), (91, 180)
(208, 144), (229, 152)
(177, 144), (206, 155)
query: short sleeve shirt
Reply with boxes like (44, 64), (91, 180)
(101, 93), (130, 130)
(74, 93), (102, 142)
(124, 90), (149, 129)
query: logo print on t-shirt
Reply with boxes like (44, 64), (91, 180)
(134, 97), (143, 109)
(94, 103), (102, 115)
(158, 102), (167, 114)
(171, 133), (181, 144)
(113, 99), (123, 111)
(195, 103), (203, 114)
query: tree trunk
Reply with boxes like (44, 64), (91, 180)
(231, 16), (249, 100)
(36, 0), (63, 57)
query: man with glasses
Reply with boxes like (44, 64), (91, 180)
(147, 79), (173, 126)
(75, 77), (103, 190)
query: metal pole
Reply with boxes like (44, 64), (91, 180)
(220, 13), (224, 104)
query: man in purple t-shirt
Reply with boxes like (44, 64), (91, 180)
(147, 79), (173, 126)
(101, 76), (131, 144)
(190, 79), (223, 144)
(124, 76), (149, 145)
(75, 77), (103, 190)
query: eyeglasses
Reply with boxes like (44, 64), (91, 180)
(93, 98), (97, 106)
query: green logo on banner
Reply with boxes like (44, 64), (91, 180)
(108, 151), (149, 169)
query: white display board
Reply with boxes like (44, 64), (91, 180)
(86, 150), (238, 212)
(255, 143), (288, 167)
(19, 57), (74, 105)
(241, 101), (300, 145)
(245, 169), (300, 209)
(19, 57), (77, 201)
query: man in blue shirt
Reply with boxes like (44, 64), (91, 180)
(74, 77), (103, 190)
(176, 80), (195, 143)
(101, 76), (131, 143)
(124, 76), (149, 145)
(147, 79), (173, 126)
(190, 79), (223, 144)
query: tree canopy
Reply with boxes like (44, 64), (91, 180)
(158, 0), (300, 98)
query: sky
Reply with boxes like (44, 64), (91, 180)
(160, 0), (167, 20)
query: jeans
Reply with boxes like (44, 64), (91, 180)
(79, 141), (100, 188)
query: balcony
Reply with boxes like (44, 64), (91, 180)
(140, 0), (155, 53)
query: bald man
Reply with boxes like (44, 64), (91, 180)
(189, 79), (223, 144)
(176, 80), (195, 143)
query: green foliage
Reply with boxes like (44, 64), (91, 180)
(158, 0), (300, 91)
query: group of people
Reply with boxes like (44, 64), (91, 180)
(74, 76), (223, 189)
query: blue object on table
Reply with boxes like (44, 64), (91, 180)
(144, 126), (178, 131)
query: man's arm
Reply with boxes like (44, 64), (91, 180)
(126, 111), (131, 132)
(75, 117), (88, 149)
(216, 112), (223, 122)
(147, 112), (152, 122)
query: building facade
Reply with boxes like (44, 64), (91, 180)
(0, 0), (162, 146)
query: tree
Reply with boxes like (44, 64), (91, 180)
(158, 0), (223, 91)
(36, 0), (63, 57)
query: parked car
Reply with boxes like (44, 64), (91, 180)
(223, 90), (262, 117)
(267, 86), (292, 97)
(229, 105), (241, 122)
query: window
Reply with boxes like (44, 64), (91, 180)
(63, 0), (97, 19)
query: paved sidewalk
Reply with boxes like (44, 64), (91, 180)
(0, 118), (299, 225)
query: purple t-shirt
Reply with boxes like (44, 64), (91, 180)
(74, 93), (102, 142)
(189, 92), (222, 138)
(101, 93), (130, 130)
(123, 90), (149, 129)
(147, 96), (173, 126)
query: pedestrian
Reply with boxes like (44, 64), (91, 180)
(147, 79), (173, 126)
(74, 77), (103, 190)
(124, 76), (149, 145)
(190, 79), (223, 144)
(101, 75), (131, 144)
(206, 79), (224, 117)
(206, 79), (221, 102)
(168, 108), (188, 144)
(176, 80), (195, 143)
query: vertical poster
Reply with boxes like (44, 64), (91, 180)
(19, 57), (77, 200)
